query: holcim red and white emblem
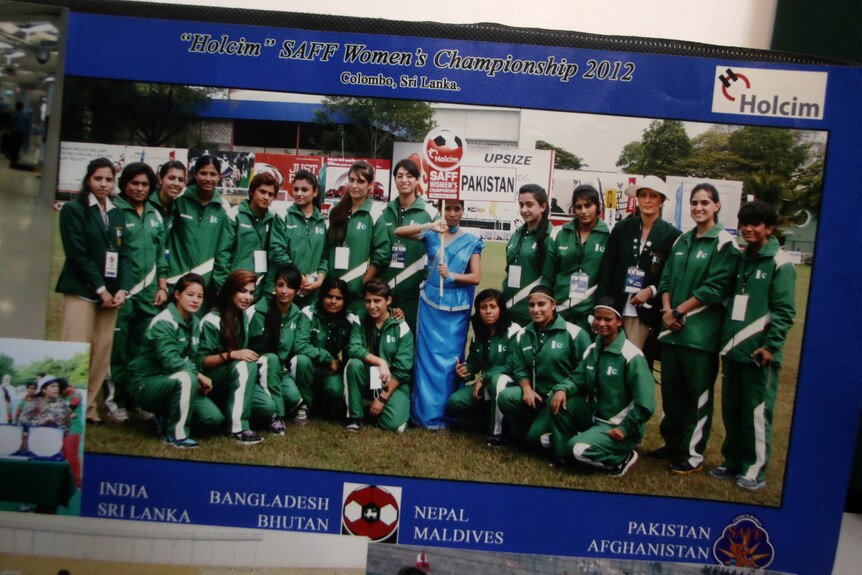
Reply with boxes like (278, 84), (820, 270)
(341, 483), (402, 543)
(423, 127), (464, 171)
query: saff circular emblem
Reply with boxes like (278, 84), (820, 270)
(342, 483), (401, 543)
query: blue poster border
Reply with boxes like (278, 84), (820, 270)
(52, 5), (862, 574)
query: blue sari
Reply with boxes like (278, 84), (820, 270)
(412, 231), (484, 429)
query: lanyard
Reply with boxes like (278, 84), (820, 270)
(511, 226), (530, 265)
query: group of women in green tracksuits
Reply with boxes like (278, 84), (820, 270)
(57, 157), (794, 485)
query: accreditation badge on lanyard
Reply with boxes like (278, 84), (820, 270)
(335, 246), (350, 270)
(731, 294), (749, 322)
(507, 265), (522, 289)
(105, 251), (119, 278)
(254, 250), (268, 274)
(390, 242), (406, 269)
(625, 266), (646, 293)
(569, 272), (589, 302)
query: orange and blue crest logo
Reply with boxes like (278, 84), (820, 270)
(712, 515), (775, 568)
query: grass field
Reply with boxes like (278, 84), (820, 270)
(48, 220), (809, 507)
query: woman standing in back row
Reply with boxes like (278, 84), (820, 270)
(653, 183), (740, 475)
(56, 157), (130, 424)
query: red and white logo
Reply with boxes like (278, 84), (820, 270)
(341, 483), (402, 543)
(711, 66), (827, 120)
(423, 127), (464, 171)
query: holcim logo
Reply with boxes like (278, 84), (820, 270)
(712, 66), (827, 120)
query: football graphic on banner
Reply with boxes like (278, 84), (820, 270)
(342, 483), (402, 543)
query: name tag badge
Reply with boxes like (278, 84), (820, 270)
(253, 250), (268, 274)
(731, 294), (749, 321)
(105, 251), (119, 278)
(390, 242), (406, 269)
(335, 246), (350, 270)
(569, 272), (589, 302)
(507, 265), (522, 289)
(369, 365), (383, 391)
(624, 266), (646, 293)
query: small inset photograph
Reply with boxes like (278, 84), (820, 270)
(0, 338), (89, 515)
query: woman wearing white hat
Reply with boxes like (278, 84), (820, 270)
(597, 175), (681, 354)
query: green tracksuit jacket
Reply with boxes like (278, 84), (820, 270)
(347, 312), (414, 386)
(56, 196), (131, 298)
(114, 195), (168, 310)
(552, 330), (656, 440)
(460, 322), (522, 383)
(379, 195), (438, 302)
(597, 215), (682, 327)
(541, 219), (610, 325)
(130, 303), (199, 381)
(246, 297), (303, 366)
(296, 303), (354, 368)
(213, 199), (276, 293)
(504, 222), (553, 324)
(327, 198), (391, 305)
(270, 203), (329, 277)
(720, 237), (796, 366)
(510, 314), (591, 397)
(657, 224), (741, 353)
(165, 185), (230, 285)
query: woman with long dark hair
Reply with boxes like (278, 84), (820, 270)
(151, 160), (187, 225)
(653, 183), (740, 474)
(446, 288), (521, 444)
(325, 160), (390, 312)
(108, 162), (168, 421)
(197, 269), (274, 444)
(503, 184), (552, 325)
(56, 157), (130, 424)
(247, 264), (306, 433)
(542, 184), (610, 332)
(130, 273), (223, 448)
(294, 275), (354, 419)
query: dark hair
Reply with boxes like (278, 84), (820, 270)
(192, 154), (222, 190)
(738, 200), (778, 228)
(327, 160), (376, 245)
(518, 184), (551, 270)
(362, 278), (391, 299)
(263, 265), (303, 353)
(393, 158), (420, 179)
(293, 169), (321, 209)
(217, 269), (258, 352)
(158, 160), (187, 179)
(118, 162), (156, 201)
(471, 288), (512, 341)
(528, 284), (557, 324)
(318, 275), (350, 317)
(569, 184), (601, 215)
(594, 295), (622, 317)
(691, 183), (721, 223)
(78, 157), (116, 214)
(437, 199), (465, 210)
(26, 381), (37, 389)
(172, 273), (206, 304)
(248, 171), (278, 199)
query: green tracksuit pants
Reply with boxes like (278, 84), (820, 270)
(344, 358), (410, 432)
(446, 370), (515, 436)
(293, 354), (345, 416)
(133, 370), (224, 439)
(207, 360), (273, 434)
(720, 358), (779, 482)
(659, 344), (719, 467)
(567, 420), (641, 469)
(259, 353), (303, 417)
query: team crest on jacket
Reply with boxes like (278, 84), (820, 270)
(342, 483), (401, 543)
(712, 515), (774, 568)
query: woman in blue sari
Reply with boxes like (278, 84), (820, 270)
(396, 200), (483, 429)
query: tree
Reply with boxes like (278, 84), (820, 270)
(535, 140), (585, 170)
(616, 120), (691, 177)
(727, 127), (809, 180)
(682, 126), (741, 179)
(314, 97), (436, 158)
(61, 78), (220, 147)
(0, 353), (14, 380)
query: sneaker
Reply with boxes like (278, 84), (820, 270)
(646, 444), (674, 459)
(165, 436), (199, 449)
(230, 430), (264, 445)
(709, 465), (737, 480)
(106, 407), (129, 423)
(396, 422), (407, 434)
(131, 407), (155, 421)
(736, 476), (766, 491)
(270, 416), (286, 436)
(345, 419), (362, 432)
(668, 460), (703, 475)
(294, 404), (309, 426)
(486, 434), (506, 447)
(615, 450), (639, 477)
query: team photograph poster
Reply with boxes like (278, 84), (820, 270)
(7, 1), (862, 574)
